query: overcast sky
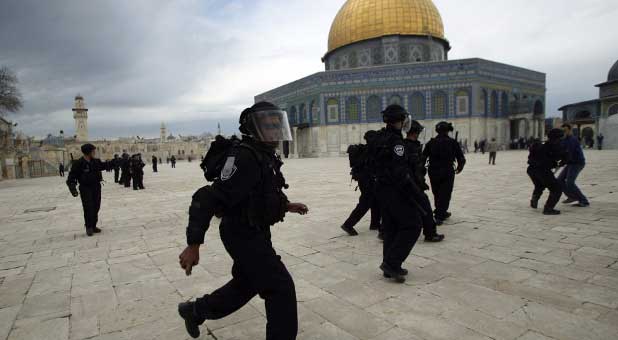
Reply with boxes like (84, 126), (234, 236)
(1, 0), (616, 139)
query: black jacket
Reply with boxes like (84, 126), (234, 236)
(528, 141), (567, 171)
(66, 157), (110, 191)
(422, 135), (466, 172)
(186, 137), (289, 245)
(374, 126), (413, 188)
(404, 139), (429, 190)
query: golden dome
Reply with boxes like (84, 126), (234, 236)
(328, 0), (445, 53)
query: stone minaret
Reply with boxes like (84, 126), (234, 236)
(72, 95), (89, 141)
(160, 122), (167, 143)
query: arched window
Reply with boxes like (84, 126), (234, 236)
(490, 91), (499, 117)
(310, 100), (320, 124)
(609, 104), (618, 116)
(411, 46), (423, 62)
(478, 89), (487, 115)
(366, 95), (382, 122)
(389, 94), (403, 106)
(327, 98), (339, 123)
(432, 91), (447, 118)
(534, 100), (544, 116)
(299, 104), (307, 123)
(288, 106), (297, 125)
(455, 90), (469, 116)
(409, 92), (425, 119)
(501, 92), (509, 115)
(346, 97), (360, 122)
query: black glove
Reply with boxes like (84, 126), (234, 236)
(70, 188), (79, 197)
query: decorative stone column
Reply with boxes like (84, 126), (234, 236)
(531, 120), (536, 138)
(292, 127), (298, 158)
(360, 95), (367, 122)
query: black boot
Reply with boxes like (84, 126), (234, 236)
(543, 209), (561, 215)
(178, 302), (204, 339)
(425, 234), (445, 243)
(341, 225), (359, 236)
(380, 263), (406, 283)
(562, 198), (577, 204)
(93, 227), (102, 233)
(530, 195), (540, 209)
(435, 219), (444, 226)
(384, 267), (409, 278)
(86, 228), (94, 237)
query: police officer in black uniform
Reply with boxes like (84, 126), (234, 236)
(152, 155), (158, 173)
(527, 128), (568, 215)
(372, 104), (423, 283)
(177, 102), (309, 340)
(112, 154), (120, 183)
(341, 132), (381, 236)
(66, 144), (111, 236)
(403, 119), (445, 242)
(131, 154), (145, 190)
(422, 122), (466, 225)
(120, 152), (131, 187)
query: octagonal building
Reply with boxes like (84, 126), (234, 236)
(255, 0), (547, 157)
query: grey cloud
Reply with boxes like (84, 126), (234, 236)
(1, 0), (617, 138)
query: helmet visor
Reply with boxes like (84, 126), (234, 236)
(402, 114), (412, 134)
(250, 109), (293, 142)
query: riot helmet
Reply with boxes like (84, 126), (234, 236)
(382, 104), (408, 124)
(239, 102), (293, 143)
(405, 120), (424, 135)
(435, 121), (454, 134)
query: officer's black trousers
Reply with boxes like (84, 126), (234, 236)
(124, 173), (131, 188)
(419, 192), (437, 237)
(79, 184), (101, 230)
(195, 219), (297, 340)
(133, 174), (144, 190)
(527, 167), (562, 210)
(114, 169), (120, 183)
(429, 167), (455, 220)
(377, 186), (422, 270)
(153, 164), (158, 173)
(343, 179), (381, 230)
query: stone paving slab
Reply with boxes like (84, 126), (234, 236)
(0, 150), (618, 340)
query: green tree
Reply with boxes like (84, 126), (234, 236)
(0, 66), (23, 115)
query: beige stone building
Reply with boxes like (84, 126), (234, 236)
(0, 116), (36, 180)
(1, 95), (211, 180)
(60, 95), (210, 165)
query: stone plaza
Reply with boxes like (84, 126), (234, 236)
(0, 150), (617, 340)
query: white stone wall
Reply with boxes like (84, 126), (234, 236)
(64, 140), (209, 163)
(292, 118), (516, 157)
(599, 115), (618, 149)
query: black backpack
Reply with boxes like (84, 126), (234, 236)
(347, 144), (368, 170)
(364, 130), (385, 174)
(200, 135), (242, 182)
(346, 130), (383, 181)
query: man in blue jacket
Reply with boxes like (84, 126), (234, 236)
(559, 124), (590, 207)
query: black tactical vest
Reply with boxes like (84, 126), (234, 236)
(242, 144), (289, 229)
